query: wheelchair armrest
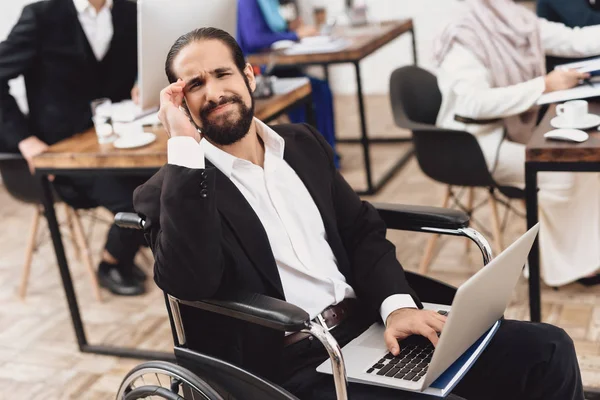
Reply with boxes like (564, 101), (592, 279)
(176, 292), (310, 332)
(373, 202), (469, 232)
(114, 212), (145, 229)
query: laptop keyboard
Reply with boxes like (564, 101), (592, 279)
(366, 310), (448, 382)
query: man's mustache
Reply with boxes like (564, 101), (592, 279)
(200, 95), (244, 118)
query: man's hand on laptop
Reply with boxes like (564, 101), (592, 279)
(158, 79), (202, 142)
(384, 309), (447, 356)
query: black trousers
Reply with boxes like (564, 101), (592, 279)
(281, 313), (583, 400)
(53, 175), (149, 267)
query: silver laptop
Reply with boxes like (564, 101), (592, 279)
(317, 224), (540, 397)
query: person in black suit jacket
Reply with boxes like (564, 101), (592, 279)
(133, 28), (584, 400)
(0, 0), (146, 295)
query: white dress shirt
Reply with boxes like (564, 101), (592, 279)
(73, 0), (114, 61)
(167, 118), (416, 322)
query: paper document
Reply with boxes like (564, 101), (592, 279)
(284, 36), (349, 55)
(556, 57), (600, 76)
(271, 77), (310, 95)
(537, 81), (600, 105)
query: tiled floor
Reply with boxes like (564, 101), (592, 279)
(0, 94), (599, 399)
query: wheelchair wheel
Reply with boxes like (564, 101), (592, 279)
(116, 360), (224, 400)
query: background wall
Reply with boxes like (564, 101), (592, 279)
(0, 0), (537, 101)
(296, 0), (467, 95)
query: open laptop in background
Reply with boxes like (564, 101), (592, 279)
(115, 0), (238, 122)
(317, 224), (540, 397)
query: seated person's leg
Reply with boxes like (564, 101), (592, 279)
(480, 136), (600, 286)
(54, 175), (148, 296)
(452, 320), (582, 400)
(93, 175), (150, 295)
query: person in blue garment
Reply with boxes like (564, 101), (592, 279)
(537, 0), (600, 27)
(537, 0), (600, 70)
(237, 0), (339, 168)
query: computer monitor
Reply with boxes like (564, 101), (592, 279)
(137, 0), (238, 111)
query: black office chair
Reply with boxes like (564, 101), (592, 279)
(389, 66), (525, 275)
(114, 204), (491, 400)
(0, 153), (104, 300)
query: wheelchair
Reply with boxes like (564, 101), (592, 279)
(114, 203), (492, 400)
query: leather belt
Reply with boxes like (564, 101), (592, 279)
(454, 114), (501, 125)
(283, 298), (357, 347)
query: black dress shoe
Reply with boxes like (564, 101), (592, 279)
(98, 262), (145, 296)
(577, 273), (600, 287)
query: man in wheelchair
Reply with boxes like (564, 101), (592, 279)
(132, 27), (583, 400)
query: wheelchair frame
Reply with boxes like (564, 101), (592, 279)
(114, 202), (493, 400)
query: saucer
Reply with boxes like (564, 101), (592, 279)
(550, 113), (600, 130)
(113, 132), (156, 149)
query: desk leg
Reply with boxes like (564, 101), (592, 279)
(411, 26), (418, 65)
(39, 175), (88, 349)
(305, 93), (317, 128)
(354, 61), (375, 194)
(525, 164), (541, 322)
(323, 63), (339, 144)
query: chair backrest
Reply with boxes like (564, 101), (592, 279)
(389, 66), (496, 188)
(0, 154), (42, 204)
(389, 65), (442, 127)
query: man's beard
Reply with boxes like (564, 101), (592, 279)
(198, 92), (254, 146)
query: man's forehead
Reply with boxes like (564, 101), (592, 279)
(173, 40), (236, 78)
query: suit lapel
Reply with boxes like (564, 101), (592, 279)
(107, 0), (126, 60)
(280, 130), (349, 276)
(62, 0), (97, 66)
(211, 163), (285, 298)
(281, 129), (336, 226)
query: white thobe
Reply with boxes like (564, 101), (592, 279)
(436, 19), (600, 286)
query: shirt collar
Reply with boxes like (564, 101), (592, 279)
(200, 118), (285, 178)
(73, 0), (113, 15)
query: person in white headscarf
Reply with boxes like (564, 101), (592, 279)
(434, 0), (600, 287)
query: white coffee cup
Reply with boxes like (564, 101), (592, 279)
(556, 100), (589, 126)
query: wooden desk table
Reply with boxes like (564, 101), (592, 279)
(525, 102), (600, 322)
(248, 20), (416, 195)
(32, 81), (312, 361)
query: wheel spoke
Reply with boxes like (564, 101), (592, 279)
(155, 373), (163, 387)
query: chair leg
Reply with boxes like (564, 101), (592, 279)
(488, 191), (503, 255)
(63, 203), (81, 261)
(19, 206), (42, 300)
(465, 188), (475, 253)
(419, 186), (451, 275)
(67, 207), (102, 302)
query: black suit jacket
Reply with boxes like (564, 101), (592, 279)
(0, 0), (137, 152)
(133, 123), (422, 383)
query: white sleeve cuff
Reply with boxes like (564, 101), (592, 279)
(380, 294), (418, 326)
(532, 76), (547, 97)
(167, 137), (205, 169)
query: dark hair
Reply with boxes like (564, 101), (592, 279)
(165, 27), (246, 83)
